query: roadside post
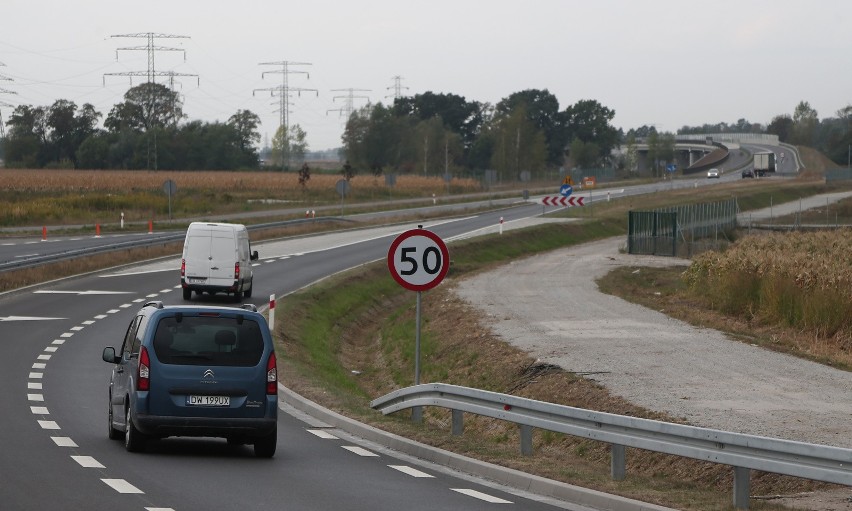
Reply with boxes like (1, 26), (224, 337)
(268, 294), (276, 330)
(387, 226), (449, 422)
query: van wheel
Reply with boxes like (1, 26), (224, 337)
(244, 280), (253, 299)
(125, 407), (147, 453)
(182, 288), (192, 300)
(254, 425), (277, 458)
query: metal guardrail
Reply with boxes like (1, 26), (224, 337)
(371, 383), (852, 510)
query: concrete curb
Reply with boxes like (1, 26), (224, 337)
(279, 385), (675, 511)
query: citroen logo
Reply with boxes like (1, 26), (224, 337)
(203, 369), (215, 379)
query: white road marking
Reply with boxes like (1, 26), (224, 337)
(0, 316), (66, 321)
(145, 294), (158, 298)
(451, 488), (513, 503)
(72, 456), (104, 468)
(82, 320), (95, 325)
(52, 339), (65, 345)
(102, 479), (144, 494)
(28, 394), (44, 401)
(28, 382), (42, 389)
(106, 309), (120, 314)
(388, 465), (434, 478)
(159, 288), (172, 293)
(306, 429), (338, 439)
(60, 333), (74, 338)
(29, 372), (43, 379)
(341, 445), (379, 457)
(34, 290), (133, 295)
(31, 406), (49, 414)
(44, 347), (58, 353)
(51, 437), (78, 447)
(145, 508), (176, 511)
(119, 303), (132, 308)
(32, 363), (46, 369)
(38, 420), (60, 430)
(94, 315), (108, 319)
(37, 354), (51, 360)
(70, 326), (84, 331)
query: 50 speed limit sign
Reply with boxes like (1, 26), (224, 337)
(387, 228), (449, 292)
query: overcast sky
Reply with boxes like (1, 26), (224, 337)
(1, 0), (849, 151)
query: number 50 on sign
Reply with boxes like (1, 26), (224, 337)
(387, 229), (450, 292)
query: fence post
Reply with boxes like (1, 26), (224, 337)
(733, 466), (750, 509)
(452, 409), (464, 436)
(520, 425), (533, 456)
(611, 444), (626, 480)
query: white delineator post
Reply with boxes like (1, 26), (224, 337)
(268, 294), (276, 330)
(499, 216), (504, 235)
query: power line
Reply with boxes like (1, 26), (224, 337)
(253, 61), (317, 132)
(327, 88), (370, 119)
(386, 75), (408, 101)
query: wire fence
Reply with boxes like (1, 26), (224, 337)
(628, 198), (738, 257)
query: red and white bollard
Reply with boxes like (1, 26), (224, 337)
(499, 216), (504, 235)
(95, 224), (101, 238)
(42, 226), (47, 242)
(306, 210), (310, 218)
(268, 294), (276, 330)
(311, 210), (316, 218)
(148, 220), (153, 234)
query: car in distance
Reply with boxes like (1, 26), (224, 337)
(707, 168), (720, 179)
(102, 301), (278, 457)
(742, 169), (755, 178)
(181, 222), (258, 302)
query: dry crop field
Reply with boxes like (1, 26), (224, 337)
(0, 169), (482, 227)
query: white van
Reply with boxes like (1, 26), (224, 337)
(180, 222), (259, 301)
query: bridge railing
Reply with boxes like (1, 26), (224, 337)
(371, 383), (852, 510)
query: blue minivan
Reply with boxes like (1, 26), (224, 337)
(102, 301), (278, 457)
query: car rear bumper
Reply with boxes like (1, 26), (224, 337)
(134, 414), (276, 439)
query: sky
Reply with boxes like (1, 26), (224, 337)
(1, 0), (850, 152)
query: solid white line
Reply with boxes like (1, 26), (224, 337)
(38, 420), (60, 430)
(388, 465), (434, 478)
(72, 456), (104, 468)
(341, 445), (379, 457)
(306, 429), (338, 439)
(51, 436), (78, 447)
(30, 406), (49, 414)
(450, 488), (512, 503)
(102, 479), (144, 494)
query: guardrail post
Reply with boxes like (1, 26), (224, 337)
(451, 409), (463, 436)
(733, 466), (750, 510)
(520, 425), (533, 456)
(611, 444), (626, 481)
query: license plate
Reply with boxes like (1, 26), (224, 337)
(187, 395), (230, 407)
(188, 278), (206, 284)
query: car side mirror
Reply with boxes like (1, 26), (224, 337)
(102, 347), (119, 364)
(251, 250), (259, 261)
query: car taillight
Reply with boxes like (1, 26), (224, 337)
(266, 352), (277, 395)
(181, 259), (186, 278)
(234, 262), (241, 280)
(138, 346), (150, 391)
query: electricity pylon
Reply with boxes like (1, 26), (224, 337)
(327, 88), (371, 119)
(253, 61), (317, 132)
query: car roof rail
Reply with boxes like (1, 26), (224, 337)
(143, 300), (164, 309)
(240, 303), (258, 312)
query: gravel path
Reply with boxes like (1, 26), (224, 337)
(455, 234), (852, 449)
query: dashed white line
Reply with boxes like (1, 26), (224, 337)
(38, 354), (52, 360)
(388, 465), (434, 478)
(102, 479), (144, 494)
(82, 320), (95, 325)
(341, 445), (379, 457)
(72, 456), (104, 468)
(70, 326), (84, 331)
(119, 303), (132, 308)
(132, 299), (145, 303)
(52, 437), (78, 447)
(38, 420), (60, 430)
(52, 339), (65, 345)
(28, 382), (42, 390)
(145, 294), (158, 298)
(159, 288), (172, 293)
(32, 363), (46, 369)
(107, 309), (120, 314)
(30, 406), (49, 414)
(29, 372), (43, 379)
(27, 394), (44, 402)
(94, 314), (108, 319)
(146, 508), (176, 511)
(306, 429), (338, 439)
(44, 347), (58, 353)
(60, 332), (74, 338)
(451, 488), (513, 503)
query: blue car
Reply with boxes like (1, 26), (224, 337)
(102, 301), (278, 457)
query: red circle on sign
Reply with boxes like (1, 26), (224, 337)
(387, 229), (450, 292)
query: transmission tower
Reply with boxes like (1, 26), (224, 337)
(0, 62), (16, 139)
(385, 75), (408, 101)
(253, 61), (317, 132)
(327, 88), (371, 119)
(103, 32), (199, 86)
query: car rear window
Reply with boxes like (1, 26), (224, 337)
(152, 315), (265, 367)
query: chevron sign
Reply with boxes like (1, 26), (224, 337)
(540, 196), (585, 207)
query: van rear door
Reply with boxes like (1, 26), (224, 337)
(183, 229), (213, 284)
(207, 229), (237, 288)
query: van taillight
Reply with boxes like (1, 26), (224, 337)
(181, 259), (186, 278)
(138, 347), (150, 391)
(266, 352), (277, 395)
(234, 262), (241, 280)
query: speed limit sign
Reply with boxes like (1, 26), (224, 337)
(387, 228), (449, 292)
